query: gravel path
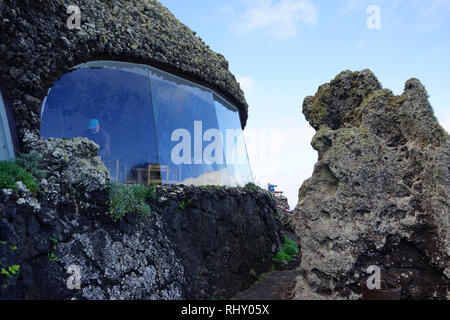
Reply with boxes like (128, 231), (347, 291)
(231, 269), (301, 300)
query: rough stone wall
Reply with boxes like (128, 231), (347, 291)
(155, 186), (282, 299)
(293, 70), (449, 300)
(0, 0), (249, 150)
(274, 194), (295, 233)
(0, 177), (282, 299)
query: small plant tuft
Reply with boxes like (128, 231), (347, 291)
(273, 237), (299, 263)
(177, 199), (192, 210)
(48, 253), (60, 262)
(0, 161), (39, 193)
(1, 265), (20, 278)
(244, 182), (261, 191)
(15, 151), (47, 181)
(107, 183), (153, 221)
(49, 235), (59, 249)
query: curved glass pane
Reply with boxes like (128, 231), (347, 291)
(214, 96), (252, 186)
(40, 67), (158, 184)
(40, 61), (253, 187)
(150, 69), (229, 186)
(0, 91), (15, 160)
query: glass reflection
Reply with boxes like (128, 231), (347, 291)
(150, 69), (228, 186)
(40, 61), (253, 187)
(0, 91), (15, 160)
(40, 67), (159, 184)
(214, 96), (253, 186)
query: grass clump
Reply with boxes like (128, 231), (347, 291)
(0, 161), (39, 193)
(244, 182), (261, 191)
(48, 252), (60, 262)
(273, 237), (299, 263)
(107, 183), (155, 221)
(15, 151), (47, 181)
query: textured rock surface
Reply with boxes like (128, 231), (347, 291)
(0, 184), (282, 299)
(0, 0), (248, 149)
(155, 186), (282, 299)
(274, 194), (295, 233)
(293, 70), (450, 300)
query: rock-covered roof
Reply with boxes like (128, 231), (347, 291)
(0, 0), (249, 148)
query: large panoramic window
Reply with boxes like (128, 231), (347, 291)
(40, 61), (252, 186)
(0, 90), (15, 160)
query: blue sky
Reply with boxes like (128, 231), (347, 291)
(160, 0), (450, 208)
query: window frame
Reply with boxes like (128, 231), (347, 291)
(0, 85), (18, 160)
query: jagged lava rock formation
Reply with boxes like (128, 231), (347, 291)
(274, 194), (295, 234)
(293, 70), (449, 300)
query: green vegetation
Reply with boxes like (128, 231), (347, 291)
(49, 235), (59, 249)
(48, 253), (60, 262)
(244, 182), (261, 191)
(15, 151), (47, 181)
(0, 160), (39, 193)
(107, 183), (155, 221)
(1, 265), (20, 278)
(203, 185), (223, 190)
(177, 199), (192, 210)
(273, 237), (299, 263)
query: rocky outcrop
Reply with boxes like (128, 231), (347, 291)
(293, 70), (449, 300)
(0, 179), (282, 299)
(274, 194), (295, 233)
(0, 0), (248, 149)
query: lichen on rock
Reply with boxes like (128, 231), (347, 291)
(22, 130), (109, 194)
(293, 70), (450, 300)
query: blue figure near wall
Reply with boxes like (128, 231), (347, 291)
(267, 183), (277, 192)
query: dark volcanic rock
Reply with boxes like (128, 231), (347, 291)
(293, 70), (449, 300)
(156, 186), (282, 299)
(0, 185), (282, 300)
(273, 194), (295, 233)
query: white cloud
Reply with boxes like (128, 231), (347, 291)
(235, 0), (319, 39)
(424, 0), (450, 14)
(339, 0), (450, 16)
(237, 76), (254, 94)
(244, 123), (316, 208)
(242, 87), (317, 208)
(339, 0), (367, 15)
(442, 118), (450, 133)
(438, 107), (450, 133)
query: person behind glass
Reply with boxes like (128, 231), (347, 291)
(83, 118), (111, 160)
